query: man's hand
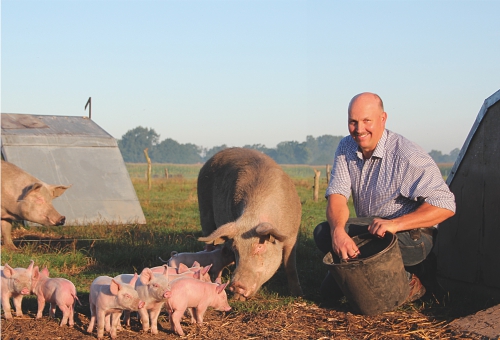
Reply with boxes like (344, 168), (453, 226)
(332, 228), (360, 261)
(367, 218), (400, 237)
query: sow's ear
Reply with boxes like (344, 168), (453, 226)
(19, 183), (43, 200)
(255, 222), (287, 243)
(198, 222), (238, 245)
(48, 184), (71, 198)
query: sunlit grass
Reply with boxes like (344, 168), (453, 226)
(0, 163), (461, 315)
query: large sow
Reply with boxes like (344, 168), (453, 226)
(198, 147), (303, 300)
(1, 160), (70, 249)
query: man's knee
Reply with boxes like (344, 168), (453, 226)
(313, 221), (332, 254)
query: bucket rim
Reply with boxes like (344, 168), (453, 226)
(322, 231), (397, 267)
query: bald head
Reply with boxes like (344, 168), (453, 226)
(348, 92), (384, 114)
(347, 92), (387, 159)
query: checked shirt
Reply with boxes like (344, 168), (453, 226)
(326, 129), (456, 220)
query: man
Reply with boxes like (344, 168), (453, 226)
(314, 92), (456, 303)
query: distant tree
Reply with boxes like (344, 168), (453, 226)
(309, 134), (343, 165)
(243, 143), (271, 153)
(428, 150), (444, 163)
(118, 127), (160, 163)
(204, 145), (229, 161)
(449, 148), (460, 162)
(275, 141), (311, 164)
(428, 148), (460, 163)
(151, 138), (203, 164)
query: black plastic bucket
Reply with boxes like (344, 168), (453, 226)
(323, 232), (410, 315)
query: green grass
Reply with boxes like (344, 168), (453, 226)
(0, 162), (464, 314)
(2, 165), (333, 309)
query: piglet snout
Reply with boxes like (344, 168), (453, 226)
(138, 301), (145, 309)
(20, 288), (30, 295)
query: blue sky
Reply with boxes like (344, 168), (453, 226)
(2, 0), (499, 153)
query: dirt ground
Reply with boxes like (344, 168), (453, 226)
(1, 296), (496, 340)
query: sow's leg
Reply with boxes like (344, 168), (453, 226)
(282, 239), (303, 296)
(1, 219), (17, 250)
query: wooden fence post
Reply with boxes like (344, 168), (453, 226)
(144, 148), (152, 190)
(313, 169), (321, 202)
(165, 168), (169, 179)
(326, 164), (331, 184)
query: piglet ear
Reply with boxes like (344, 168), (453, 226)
(202, 264), (212, 276)
(110, 279), (121, 295)
(27, 259), (35, 272)
(129, 273), (139, 286)
(32, 266), (40, 280)
(140, 268), (153, 285)
(216, 283), (228, 294)
(2, 264), (14, 278)
(192, 261), (200, 268)
(41, 266), (50, 277)
(178, 263), (189, 274)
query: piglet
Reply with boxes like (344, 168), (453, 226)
(114, 267), (171, 335)
(164, 245), (235, 283)
(31, 266), (81, 326)
(165, 277), (231, 336)
(1, 260), (35, 319)
(87, 274), (144, 339)
(120, 264), (212, 327)
(151, 263), (212, 282)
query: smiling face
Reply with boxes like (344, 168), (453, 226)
(348, 93), (387, 159)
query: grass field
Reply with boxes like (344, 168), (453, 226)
(2, 164), (342, 311)
(0, 162), (465, 314)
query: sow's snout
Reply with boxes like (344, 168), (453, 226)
(55, 216), (66, 226)
(229, 281), (257, 301)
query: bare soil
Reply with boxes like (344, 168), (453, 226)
(1, 295), (495, 340)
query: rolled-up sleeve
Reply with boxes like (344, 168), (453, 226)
(400, 153), (456, 213)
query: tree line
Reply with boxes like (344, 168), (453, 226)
(117, 126), (460, 165)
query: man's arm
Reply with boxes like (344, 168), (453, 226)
(326, 194), (360, 260)
(368, 202), (455, 237)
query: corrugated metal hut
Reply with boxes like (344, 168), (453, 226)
(436, 89), (500, 298)
(1, 113), (146, 226)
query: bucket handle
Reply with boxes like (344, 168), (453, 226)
(339, 233), (375, 263)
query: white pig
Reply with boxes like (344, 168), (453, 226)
(151, 263), (212, 282)
(87, 274), (144, 339)
(165, 277), (231, 337)
(114, 267), (171, 335)
(1, 260), (35, 319)
(1, 160), (70, 249)
(31, 266), (81, 326)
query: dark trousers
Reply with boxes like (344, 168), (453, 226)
(313, 217), (434, 267)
